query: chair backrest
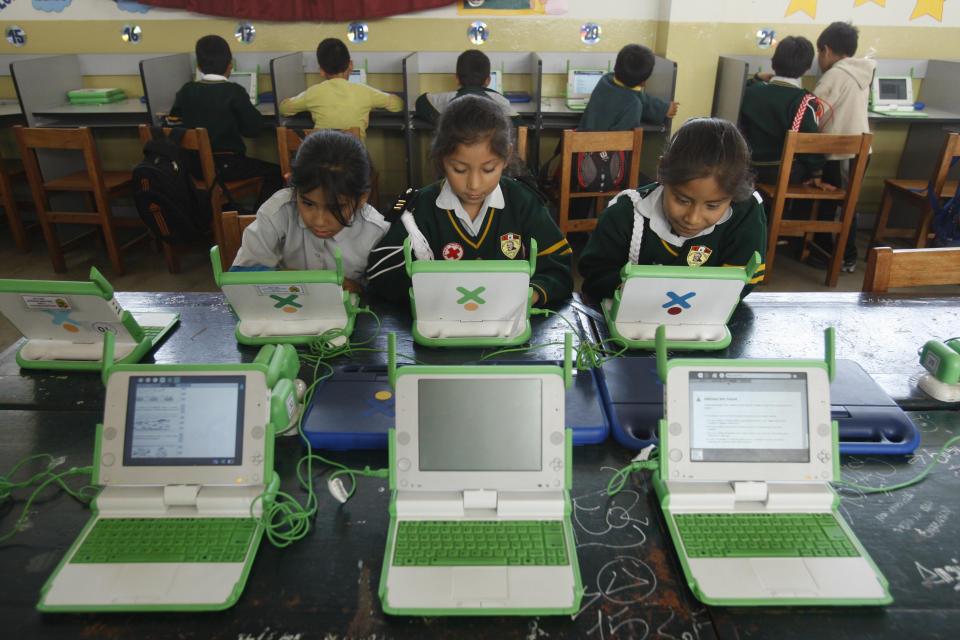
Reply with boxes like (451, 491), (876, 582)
(557, 127), (644, 234)
(772, 131), (873, 197)
(516, 126), (528, 165)
(276, 127), (363, 177)
(137, 124), (217, 191)
(219, 210), (258, 268)
(928, 132), (960, 197)
(862, 246), (960, 292)
(14, 126), (108, 194)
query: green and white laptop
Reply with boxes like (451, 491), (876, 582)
(379, 334), (583, 615)
(565, 67), (605, 111)
(651, 327), (891, 605)
(0, 267), (178, 370)
(212, 246), (360, 346)
(37, 337), (298, 612)
(405, 238), (535, 348)
(602, 252), (761, 350)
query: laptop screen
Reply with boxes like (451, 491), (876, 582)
(687, 371), (810, 463)
(878, 77), (908, 101)
(488, 69), (501, 93)
(123, 375), (245, 467)
(417, 378), (541, 471)
(569, 69), (604, 97)
(349, 69), (367, 84)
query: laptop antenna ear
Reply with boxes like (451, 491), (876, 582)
(388, 332), (397, 389)
(563, 332), (572, 389)
(333, 247), (344, 284)
(403, 237), (413, 277)
(210, 246), (223, 286)
(527, 237), (537, 274)
(655, 324), (668, 383)
(825, 326), (835, 382)
(100, 329), (115, 387)
(745, 251), (761, 280)
(89, 266), (113, 299)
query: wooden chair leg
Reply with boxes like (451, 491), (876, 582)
(870, 186), (895, 248)
(799, 200), (821, 262)
(763, 193), (788, 285)
(0, 178), (29, 253)
(36, 193), (67, 273)
(913, 201), (935, 248)
(163, 242), (180, 273)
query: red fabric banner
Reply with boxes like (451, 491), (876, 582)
(133, 0), (456, 21)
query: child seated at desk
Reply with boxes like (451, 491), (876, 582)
(578, 44), (679, 131)
(231, 129), (389, 294)
(278, 38), (403, 142)
(367, 94), (572, 307)
(168, 34), (283, 205)
(741, 35), (830, 188)
(578, 117), (766, 301)
(415, 50), (525, 127)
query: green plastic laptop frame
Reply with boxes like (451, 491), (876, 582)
(377, 333), (583, 615)
(649, 327), (892, 606)
(405, 237), (536, 348)
(211, 245), (360, 346)
(0, 267), (178, 371)
(36, 334), (298, 612)
(602, 252), (761, 351)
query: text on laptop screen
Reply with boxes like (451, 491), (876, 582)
(687, 371), (810, 463)
(878, 77), (909, 101)
(417, 378), (541, 471)
(124, 375), (245, 466)
(571, 69), (604, 96)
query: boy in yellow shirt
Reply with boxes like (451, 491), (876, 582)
(278, 38), (403, 141)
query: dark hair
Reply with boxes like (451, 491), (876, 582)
(456, 50), (492, 88)
(289, 130), (371, 227)
(614, 44), (655, 88)
(817, 21), (858, 57)
(771, 36), (814, 78)
(316, 38), (351, 75)
(659, 117), (755, 202)
(430, 94), (512, 177)
(195, 35), (232, 76)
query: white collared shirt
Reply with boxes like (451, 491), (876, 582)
(199, 72), (228, 82)
(435, 180), (506, 237)
(636, 185), (732, 247)
(770, 76), (802, 88)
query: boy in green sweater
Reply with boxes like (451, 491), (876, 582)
(168, 35), (282, 204)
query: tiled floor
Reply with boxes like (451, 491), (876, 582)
(0, 227), (948, 352)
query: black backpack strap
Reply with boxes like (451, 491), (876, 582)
(165, 127), (187, 145)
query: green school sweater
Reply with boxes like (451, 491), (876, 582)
(740, 77), (824, 179)
(367, 177), (573, 306)
(168, 80), (263, 155)
(414, 85), (526, 128)
(578, 184), (767, 301)
(578, 73), (671, 131)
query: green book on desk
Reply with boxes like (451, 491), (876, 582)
(67, 88), (126, 104)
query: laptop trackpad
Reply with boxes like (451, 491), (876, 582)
(452, 567), (508, 601)
(750, 559), (819, 596)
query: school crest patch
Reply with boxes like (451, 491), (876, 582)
(500, 232), (521, 259)
(686, 245), (712, 267)
(442, 242), (464, 260)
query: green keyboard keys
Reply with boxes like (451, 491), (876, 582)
(674, 512), (859, 558)
(393, 520), (569, 567)
(71, 517), (257, 563)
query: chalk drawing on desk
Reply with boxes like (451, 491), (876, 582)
(572, 471), (649, 549)
(891, 501), (952, 538)
(237, 629), (302, 640)
(916, 559), (960, 592)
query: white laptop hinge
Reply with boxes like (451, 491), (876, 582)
(733, 481), (768, 503)
(462, 489), (497, 511)
(163, 484), (200, 507)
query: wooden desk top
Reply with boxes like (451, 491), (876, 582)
(1, 291), (959, 637)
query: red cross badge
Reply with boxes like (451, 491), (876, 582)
(442, 242), (464, 260)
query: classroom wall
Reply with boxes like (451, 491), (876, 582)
(2, 0), (959, 204)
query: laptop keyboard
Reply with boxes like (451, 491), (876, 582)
(71, 517), (257, 563)
(393, 520), (569, 566)
(675, 513), (860, 558)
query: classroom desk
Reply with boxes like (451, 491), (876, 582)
(2, 291), (952, 412)
(1, 291), (959, 638)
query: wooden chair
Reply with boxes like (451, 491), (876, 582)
(870, 132), (960, 249)
(862, 246), (960, 292)
(14, 125), (147, 275)
(516, 126), (528, 166)
(138, 125), (263, 272)
(0, 152), (33, 253)
(757, 131), (872, 287)
(276, 126), (379, 211)
(219, 210), (257, 268)
(554, 128), (644, 235)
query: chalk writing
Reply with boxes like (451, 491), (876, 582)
(916, 559), (960, 592)
(572, 487), (648, 549)
(892, 501), (953, 538)
(237, 629), (302, 640)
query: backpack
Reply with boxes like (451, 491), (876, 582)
(132, 127), (211, 246)
(930, 184), (960, 247)
(575, 150), (626, 191)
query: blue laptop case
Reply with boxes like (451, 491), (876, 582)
(300, 362), (609, 450)
(598, 357), (919, 454)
